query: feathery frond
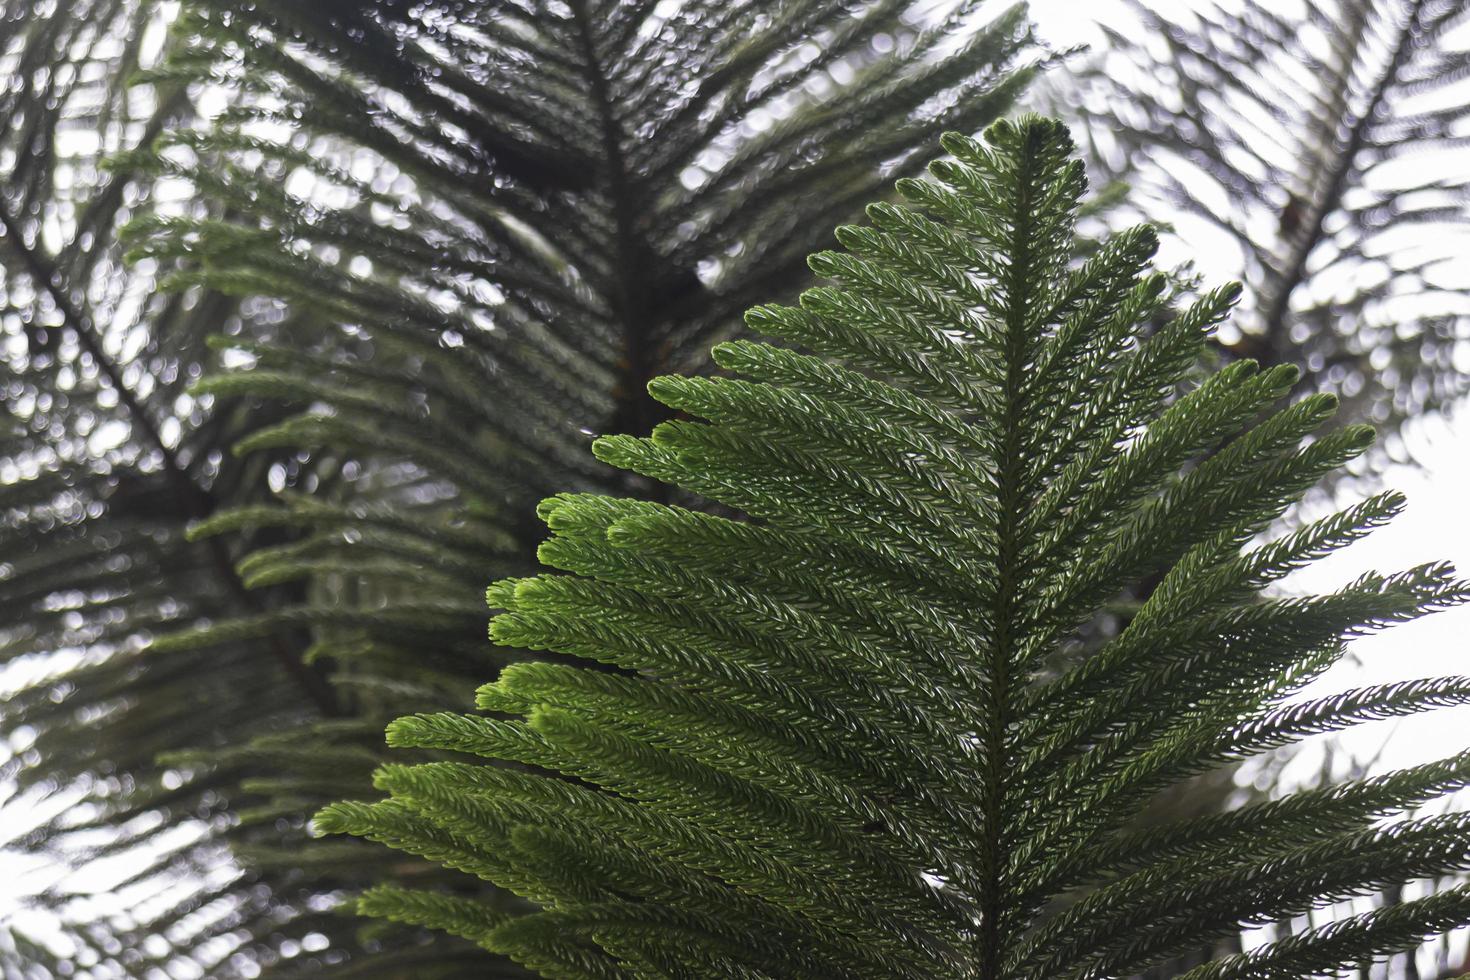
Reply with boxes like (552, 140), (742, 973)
(5, 1), (1037, 973)
(319, 117), (1470, 978)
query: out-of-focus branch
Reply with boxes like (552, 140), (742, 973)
(0, 198), (341, 716)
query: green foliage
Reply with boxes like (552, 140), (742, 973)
(2, 0), (1036, 974)
(1046, 0), (1470, 461)
(1034, 7), (1470, 970)
(320, 117), (1470, 978)
(0, 1), (336, 971)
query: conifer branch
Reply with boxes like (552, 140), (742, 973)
(1256, 0), (1429, 354)
(317, 117), (1470, 978)
(1051, 0), (1470, 451)
(569, 0), (672, 443)
(0, 196), (340, 717)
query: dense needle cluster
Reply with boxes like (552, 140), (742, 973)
(317, 117), (1470, 979)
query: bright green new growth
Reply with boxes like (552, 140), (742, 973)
(316, 117), (1470, 979)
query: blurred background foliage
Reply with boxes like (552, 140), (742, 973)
(2, 0), (1037, 975)
(0, 0), (1466, 977)
(1043, 0), (1470, 473)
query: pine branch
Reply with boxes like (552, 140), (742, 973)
(1256, 0), (1429, 351)
(1047, 0), (1470, 454)
(317, 117), (1470, 978)
(11, 2), (1034, 972)
(0, 185), (340, 716)
(568, 0), (678, 443)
